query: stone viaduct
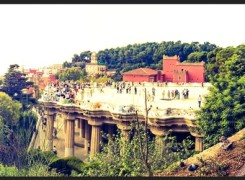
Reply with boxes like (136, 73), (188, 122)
(39, 100), (204, 158)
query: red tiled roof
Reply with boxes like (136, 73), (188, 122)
(36, 71), (44, 75)
(123, 68), (158, 76)
(29, 69), (37, 73)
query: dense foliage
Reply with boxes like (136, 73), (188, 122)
(196, 44), (245, 148)
(0, 64), (38, 167)
(1, 64), (34, 101)
(0, 91), (37, 167)
(0, 92), (22, 128)
(75, 125), (195, 177)
(56, 67), (87, 82)
(63, 41), (217, 81)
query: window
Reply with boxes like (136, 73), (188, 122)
(179, 76), (181, 80)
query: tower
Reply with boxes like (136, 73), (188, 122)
(91, 52), (98, 64)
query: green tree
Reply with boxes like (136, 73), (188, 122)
(63, 61), (72, 68)
(0, 92), (23, 166)
(197, 44), (245, 148)
(111, 69), (122, 81)
(1, 64), (34, 102)
(0, 92), (22, 128)
(56, 67), (82, 81)
(187, 51), (207, 63)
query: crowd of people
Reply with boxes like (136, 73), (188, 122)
(41, 80), (204, 110)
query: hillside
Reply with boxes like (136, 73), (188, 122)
(155, 128), (245, 176)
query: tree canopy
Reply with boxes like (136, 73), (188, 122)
(197, 44), (245, 147)
(56, 67), (84, 82)
(62, 41), (217, 81)
(0, 92), (22, 128)
(1, 64), (34, 102)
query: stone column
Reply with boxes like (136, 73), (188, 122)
(64, 119), (67, 134)
(84, 121), (91, 154)
(65, 118), (75, 157)
(195, 137), (203, 151)
(117, 122), (131, 142)
(155, 135), (163, 150)
(155, 135), (168, 157)
(90, 125), (101, 156)
(117, 122), (131, 155)
(60, 112), (67, 134)
(87, 117), (103, 156)
(121, 129), (131, 142)
(45, 110), (55, 151)
(120, 129), (130, 155)
(189, 129), (204, 152)
(150, 126), (169, 156)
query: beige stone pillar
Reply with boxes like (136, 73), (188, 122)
(120, 129), (130, 155)
(87, 117), (103, 156)
(155, 135), (168, 157)
(121, 129), (131, 142)
(155, 135), (163, 150)
(65, 119), (75, 157)
(60, 113), (67, 134)
(90, 125), (102, 156)
(117, 121), (131, 155)
(117, 122), (131, 142)
(84, 121), (91, 154)
(45, 111), (55, 151)
(195, 137), (203, 151)
(189, 129), (204, 152)
(64, 119), (67, 134)
(150, 126), (169, 156)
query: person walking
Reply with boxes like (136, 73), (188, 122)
(167, 90), (170, 99)
(198, 95), (202, 108)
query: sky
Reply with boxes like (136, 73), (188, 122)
(0, 4), (244, 76)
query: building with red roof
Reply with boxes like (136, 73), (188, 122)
(122, 55), (205, 83)
(123, 68), (161, 82)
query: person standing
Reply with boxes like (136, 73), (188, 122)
(53, 128), (57, 139)
(162, 89), (165, 99)
(167, 90), (170, 99)
(198, 95), (202, 108)
(152, 87), (155, 96)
